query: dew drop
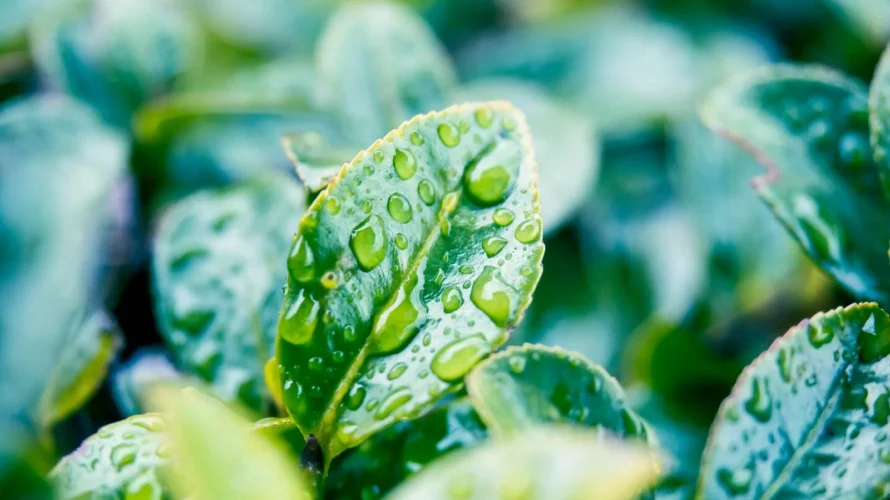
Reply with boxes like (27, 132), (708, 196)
(777, 348), (793, 383)
(388, 362), (408, 380)
(350, 215), (388, 271)
(410, 131), (424, 145)
(716, 466), (753, 495)
(442, 286), (464, 313)
(343, 326), (358, 343)
(437, 122), (461, 147)
(395, 233), (408, 250)
(482, 236), (508, 257)
(417, 180), (436, 206)
(361, 200), (372, 214)
(431, 334), (491, 382)
(325, 196), (341, 215)
(475, 107), (493, 128)
(374, 150), (384, 163)
(287, 234), (315, 282)
(807, 322), (834, 348)
(387, 194), (413, 223)
(493, 208), (515, 227)
(346, 385), (366, 411)
(375, 387), (412, 420)
(508, 355), (526, 374)
(471, 266), (512, 326)
(369, 274), (423, 354)
(515, 217), (542, 244)
(393, 149), (417, 180)
(744, 377), (772, 422)
(463, 141), (520, 207)
(363, 164), (375, 175)
(308, 357), (324, 372)
(278, 289), (320, 345)
(110, 444), (137, 469)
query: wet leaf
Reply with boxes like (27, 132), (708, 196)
(152, 174), (305, 411)
(385, 426), (662, 500)
(282, 130), (358, 197)
(869, 43), (890, 197)
(316, 1), (457, 145)
(697, 303), (890, 499)
(467, 344), (653, 442)
(111, 348), (180, 417)
(51, 414), (170, 499)
(147, 386), (309, 500)
(38, 311), (123, 428)
(701, 65), (890, 306)
(275, 101), (544, 462)
(452, 78), (599, 234)
(252, 417), (307, 458)
(327, 398), (487, 499)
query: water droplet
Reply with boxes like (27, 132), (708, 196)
(369, 274), (423, 354)
(442, 286), (463, 313)
(807, 322), (834, 348)
(464, 142), (520, 207)
(838, 132), (868, 169)
(131, 415), (165, 433)
(431, 334), (491, 382)
(873, 392), (890, 425)
(471, 266), (512, 326)
(393, 149), (417, 180)
(502, 118), (516, 131)
(361, 200), (372, 214)
(332, 350), (345, 363)
(422, 333), (432, 346)
(374, 150), (385, 163)
(475, 108), (493, 128)
(308, 357), (324, 372)
(321, 271), (338, 289)
(325, 197), (341, 215)
(410, 131), (424, 145)
(459, 265), (474, 275)
(395, 233), (408, 250)
(287, 235), (315, 282)
(111, 444), (137, 469)
(363, 164), (375, 175)
(438, 122), (461, 147)
(493, 209), (515, 228)
(346, 386), (366, 411)
(343, 326), (358, 343)
(278, 289), (320, 345)
(717, 466), (753, 495)
(508, 355), (526, 374)
(744, 377), (772, 422)
(482, 236), (507, 257)
(375, 387), (412, 420)
(387, 194), (413, 223)
(515, 217), (542, 244)
(418, 180), (436, 205)
(777, 348), (793, 383)
(350, 215), (388, 271)
(442, 192), (459, 213)
(388, 362), (408, 380)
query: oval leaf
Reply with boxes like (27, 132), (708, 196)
(315, 0), (457, 145)
(701, 65), (890, 306)
(275, 101), (544, 461)
(152, 174), (305, 410)
(51, 414), (170, 499)
(697, 303), (890, 499)
(467, 344), (653, 442)
(385, 426), (662, 500)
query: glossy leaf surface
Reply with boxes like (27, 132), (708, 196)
(275, 101), (544, 461)
(452, 78), (598, 234)
(701, 65), (890, 306)
(697, 303), (890, 499)
(51, 414), (170, 499)
(152, 174), (305, 410)
(386, 426), (661, 500)
(38, 311), (123, 427)
(316, 1), (457, 145)
(327, 398), (487, 499)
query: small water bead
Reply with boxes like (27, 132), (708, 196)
(278, 289), (320, 345)
(508, 355), (526, 374)
(716, 467), (753, 495)
(431, 334), (491, 382)
(745, 377), (772, 422)
(343, 326), (359, 343)
(459, 265), (474, 275)
(375, 387), (412, 420)
(332, 350), (345, 363)
(442, 286), (464, 313)
(515, 217), (542, 244)
(321, 271), (339, 289)
(482, 236), (507, 257)
(308, 357), (324, 372)
(502, 118), (517, 131)
(437, 122), (461, 147)
(806, 119), (831, 144)
(345, 386), (367, 411)
(442, 192), (459, 213)
(393, 149), (417, 180)
(777, 348), (793, 383)
(394, 233), (408, 250)
(374, 150), (385, 163)
(807, 322), (834, 348)
(325, 196), (341, 215)
(388, 362), (408, 380)
(417, 180), (436, 205)
(350, 215), (388, 271)
(475, 107), (493, 128)
(458, 121), (470, 134)
(492, 208), (515, 227)
(287, 235), (315, 282)
(369, 275), (422, 354)
(387, 194), (413, 223)
(464, 141), (521, 207)
(410, 131), (424, 145)
(838, 132), (869, 169)
(363, 164), (375, 175)
(361, 200), (372, 214)
(110, 444), (137, 469)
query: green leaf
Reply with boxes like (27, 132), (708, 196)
(152, 174), (306, 411)
(824, 0), (890, 44)
(869, 43), (890, 197)
(147, 386), (310, 500)
(466, 344), (653, 442)
(697, 303), (890, 499)
(316, 0), (457, 145)
(111, 348), (180, 417)
(327, 398), (487, 499)
(452, 78), (599, 234)
(282, 130), (357, 196)
(385, 426), (662, 500)
(275, 101), (544, 461)
(701, 65), (890, 306)
(38, 311), (123, 428)
(252, 417), (307, 458)
(51, 414), (171, 499)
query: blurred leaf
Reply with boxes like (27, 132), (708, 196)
(38, 311), (123, 428)
(823, 0), (890, 45)
(327, 398), (487, 499)
(30, 0), (203, 129)
(147, 386), (309, 500)
(870, 43), (890, 196)
(385, 426), (662, 500)
(316, 0), (457, 145)
(275, 102), (544, 462)
(252, 417), (306, 457)
(0, 422), (54, 500)
(111, 348), (180, 417)
(697, 303), (890, 499)
(701, 65), (890, 306)
(467, 344), (654, 442)
(281, 130), (358, 196)
(452, 78), (599, 233)
(51, 414), (170, 499)
(152, 174), (306, 411)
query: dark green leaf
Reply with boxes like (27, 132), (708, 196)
(152, 174), (306, 411)
(274, 101), (544, 462)
(697, 303), (890, 499)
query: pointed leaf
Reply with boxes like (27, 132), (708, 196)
(275, 101), (544, 461)
(51, 414), (170, 499)
(316, 0), (457, 145)
(697, 303), (890, 499)
(701, 65), (890, 306)
(327, 399), (487, 499)
(152, 174), (305, 411)
(452, 78), (599, 234)
(467, 344), (653, 442)
(385, 426), (662, 500)
(147, 386), (309, 500)
(282, 130), (357, 196)
(869, 43), (890, 197)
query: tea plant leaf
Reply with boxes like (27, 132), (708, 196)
(452, 78), (599, 234)
(869, 43), (890, 198)
(282, 130), (358, 196)
(467, 344), (653, 441)
(701, 65), (890, 306)
(327, 398), (487, 499)
(51, 414), (170, 499)
(275, 101), (544, 461)
(385, 426), (662, 500)
(152, 174), (306, 411)
(697, 303), (890, 499)
(38, 311), (123, 428)
(147, 386), (309, 500)
(316, 0), (457, 145)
